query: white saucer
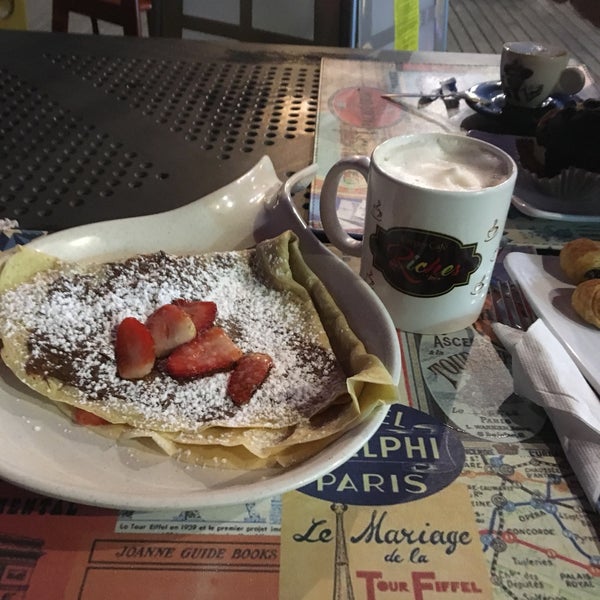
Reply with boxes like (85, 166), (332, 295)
(466, 80), (570, 119)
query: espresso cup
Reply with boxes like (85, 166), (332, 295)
(319, 133), (517, 334)
(500, 41), (584, 108)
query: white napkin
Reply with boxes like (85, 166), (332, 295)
(494, 319), (600, 511)
(0, 219), (19, 232)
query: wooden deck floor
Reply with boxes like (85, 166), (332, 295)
(447, 0), (600, 84)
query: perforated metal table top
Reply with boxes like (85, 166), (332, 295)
(0, 30), (329, 231)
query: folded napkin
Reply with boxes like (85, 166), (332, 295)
(0, 219), (45, 252)
(494, 319), (600, 511)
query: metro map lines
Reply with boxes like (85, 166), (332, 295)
(460, 445), (600, 599)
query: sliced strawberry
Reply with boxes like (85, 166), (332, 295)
(73, 407), (110, 426)
(115, 317), (155, 379)
(166, 327), (243, 379)
(146, 304), (196, 357)
(227, 352), (273, 406)
(172, 299), (217, 333)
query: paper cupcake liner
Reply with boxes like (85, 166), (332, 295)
(514, 139), (600, 203)
(519, 166), (600, 203)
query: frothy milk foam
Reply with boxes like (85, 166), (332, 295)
(506, 41), (565, 58)
(376, 136), (510, 191)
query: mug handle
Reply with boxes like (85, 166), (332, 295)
(319, 156), (370, 258)
(555, 66), (585, 96)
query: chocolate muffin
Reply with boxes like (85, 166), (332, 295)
(535, 98), (600, 177)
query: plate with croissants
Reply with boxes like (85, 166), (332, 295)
(505, 238), (600, 396)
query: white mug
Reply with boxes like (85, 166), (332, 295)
(319, 133), (517, 334)
(501, 41), (584, 108)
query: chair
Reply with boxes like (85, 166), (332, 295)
(153, 0), (357, 46)
(52, 0), (152, 37)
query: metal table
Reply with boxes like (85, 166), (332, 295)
(0, 30), (328, 230)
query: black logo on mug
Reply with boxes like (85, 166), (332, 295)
(369, 226), (482, 297)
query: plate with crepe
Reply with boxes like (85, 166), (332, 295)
(0, 156), (402, 510)
(504, 252), (600, 396)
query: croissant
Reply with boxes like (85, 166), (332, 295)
(559, 238), (600, 284)
(571, 279), (600, 328)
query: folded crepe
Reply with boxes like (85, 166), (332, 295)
(0, 231), (399, 469)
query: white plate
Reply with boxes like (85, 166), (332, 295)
(467, 131), (600, 222)
(504, 252), (600, 395)
(0, 156), (401, 510)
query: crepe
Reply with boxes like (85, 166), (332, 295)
(0, 231), (399, 469)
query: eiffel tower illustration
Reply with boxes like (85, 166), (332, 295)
(331, 503), (355, 600)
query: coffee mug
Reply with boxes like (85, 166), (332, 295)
(319, 133), (517, 334)
(500, 41), (584, 108)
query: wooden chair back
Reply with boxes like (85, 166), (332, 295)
(52, 0), (152, 36)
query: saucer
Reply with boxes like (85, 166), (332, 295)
(465, 80), (570, 119)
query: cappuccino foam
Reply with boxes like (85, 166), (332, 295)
(376, 136), (511, 191)
(504, 41), (566, 58)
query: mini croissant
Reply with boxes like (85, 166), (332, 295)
(571, 279), (600, 329)
(560, 238), (600, 329)
(559, 238), (600, 284)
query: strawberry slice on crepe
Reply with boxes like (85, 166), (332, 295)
(146, 304), (196, 357)
(227, 352), (273, 405)
(115, 317), (155, 379)
(72, 407), (110, 426)
(166, 327), (243, 379)
(172, 299), (217, 333)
